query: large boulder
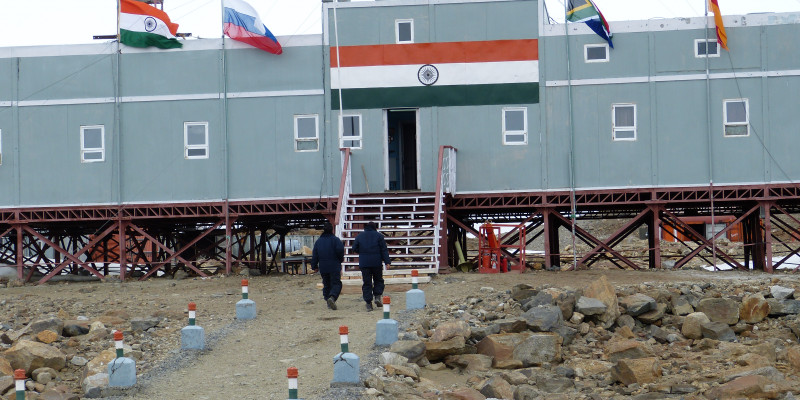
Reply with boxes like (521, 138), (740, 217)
(575, 297), (607, 316)
(739, 294), (770, 324)
(511, 284), (537, 302)
(697, 297), (740, 325)
(636, 303), (667, 324)
(619, 294), (657, 316)
(701, 321), (736, 342)
(476, 333), (530, 369)
(522, 292), (553, 311)
(431, 320), (471, 342)
(389, 340), (426, 363)
(28, 318), (64, 337)
(770, 285), (795, 300)
(477, 376), (515, 400)
(611, 357), (662, 385)
(682, 312), (711, 340)
(671, 295), (695, 316)
(583, 275), (620, 329)
(3, 340), (66, 372)
(512, 333), (562, 367)
(606, 340), (652, 363)
(706, 375), (778, 400)
(424, 336), (466, 362)
(522, 305), (563, 332)
(0, 356), (13, 377)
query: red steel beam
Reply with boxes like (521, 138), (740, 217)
(134, 221), (222, 280)
(37, 223), (118, 284)
(21, 226), (105, 281)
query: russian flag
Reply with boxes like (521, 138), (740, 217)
(223, 0), (282, 54)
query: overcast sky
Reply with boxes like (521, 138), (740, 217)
(0, 0), (799, 47)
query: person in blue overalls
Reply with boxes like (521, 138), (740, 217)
(352, 221), (391, 311)
(311, 222), (345, 310)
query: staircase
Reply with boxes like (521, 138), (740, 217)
(340, 192), (441, 282)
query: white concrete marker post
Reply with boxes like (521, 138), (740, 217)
(375, 296), (398, 346)
(108, 330), (136, 388)
(181, 301), (205, 350)
(332, 325), (360, 385)
(14, 369), (25, 400)
(287, 367), (299, 399)
(236, 279), (257, 320)
(406, 269), (426, 310)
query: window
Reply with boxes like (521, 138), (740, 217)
(184, 122), (209, 159)
(80, 125), (105, 162)
(723, 99), (749, 137)
(340, 114), (362, 149)
(585, 44), (609, 62)
(294, 114), (319, 152)
(502, 108), (527, 145)
(695, 39), (720, 57)
(396, 19), (414, 44)
(612, 104), (636, 141)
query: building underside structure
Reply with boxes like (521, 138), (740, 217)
(2, 182), (799, 284)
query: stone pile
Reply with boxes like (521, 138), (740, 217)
(364, 276), (800, 399)
(0, 305), (184, 399)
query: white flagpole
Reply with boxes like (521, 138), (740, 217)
(220, 0), (231, 273)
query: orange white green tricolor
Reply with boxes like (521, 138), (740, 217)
(119, 0), (182, 49)
(709, 0), (728, 51)
(330, 39), (539, 109)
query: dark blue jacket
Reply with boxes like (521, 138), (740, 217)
(352, 225), (391, 269)
(311, 233), (345, 274)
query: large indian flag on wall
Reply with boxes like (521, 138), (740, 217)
(330, 39), (539, 109)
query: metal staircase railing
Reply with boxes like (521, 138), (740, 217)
(334, 148), (351, 237)
(433, 145), (457, 270)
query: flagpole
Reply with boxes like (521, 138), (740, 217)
(564, 1), (578, 271)
(220, 0), (232, 274)
(704, 0), (717, 269)
(115, 0), (122, 206)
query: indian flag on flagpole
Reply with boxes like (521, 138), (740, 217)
(119, 0), (182, 49)
(330, 39), (539, 110)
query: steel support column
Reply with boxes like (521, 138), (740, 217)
(648, 205), (663, 269)
(763, 201), (774, 273)
(542, 209), (560, 270)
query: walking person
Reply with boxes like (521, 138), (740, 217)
(352, 221), (391, 311)
(311, 222), (344, 310)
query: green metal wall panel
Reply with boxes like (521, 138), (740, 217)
(18, 54), (115, 101)
(18, 104), (116, 205)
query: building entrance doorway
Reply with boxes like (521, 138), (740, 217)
(386, 109), (419, 191)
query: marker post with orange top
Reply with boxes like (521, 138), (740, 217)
(14, 369), (25, 400)
(332, 325), (360, 385)
(181, 301), (205, 350)
(287, 367), (299, 399)
(236, 279), (256, 320)
(108, 330), (136, 388)
(375, 296), (398, 346)
(405, 269), (426, 310)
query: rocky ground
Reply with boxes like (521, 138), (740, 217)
(2, 268), (800, 399)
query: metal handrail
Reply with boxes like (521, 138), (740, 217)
(433, 145), (457, 270)
(334, 148), (352, 237)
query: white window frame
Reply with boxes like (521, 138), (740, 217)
(723, 98), (750, 137)
(612, 104), (637, 141)
(80, 125), (105, 163)
(184, 121), (209, 159)
(395, 19), (414, 44)
(584, 43), (609, 63)
(294, 114), (319, 152)
(694, 39), (721, 58)
(339, 114), (362, 149)
(502, 107), (528, 145)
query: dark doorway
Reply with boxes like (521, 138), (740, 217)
(387, 110), (418, 191)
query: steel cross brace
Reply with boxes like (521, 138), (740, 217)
(578, 208), (651, 268)
(548, 210), (641, 270)
(769, 204), (800, 271)
(133, 221), (221, 280)
(37, 223), (118, 284)
(20, 225), (106, 282)
(662, 208), (749, 271)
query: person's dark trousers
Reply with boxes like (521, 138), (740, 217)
(360, 266), (385, 303)
(321, 272), (342, 301)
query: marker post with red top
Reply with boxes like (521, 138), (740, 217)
(181, 302), (205, 350)
(406, 269), (426, 310)
(108, 330), (136, 388)
(375, 296), (398, 346)
(236, 279), (256, 320)
(14, 369), (25, 400)
(287, 367), (299, 399)
(332, 325), (360, 385)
